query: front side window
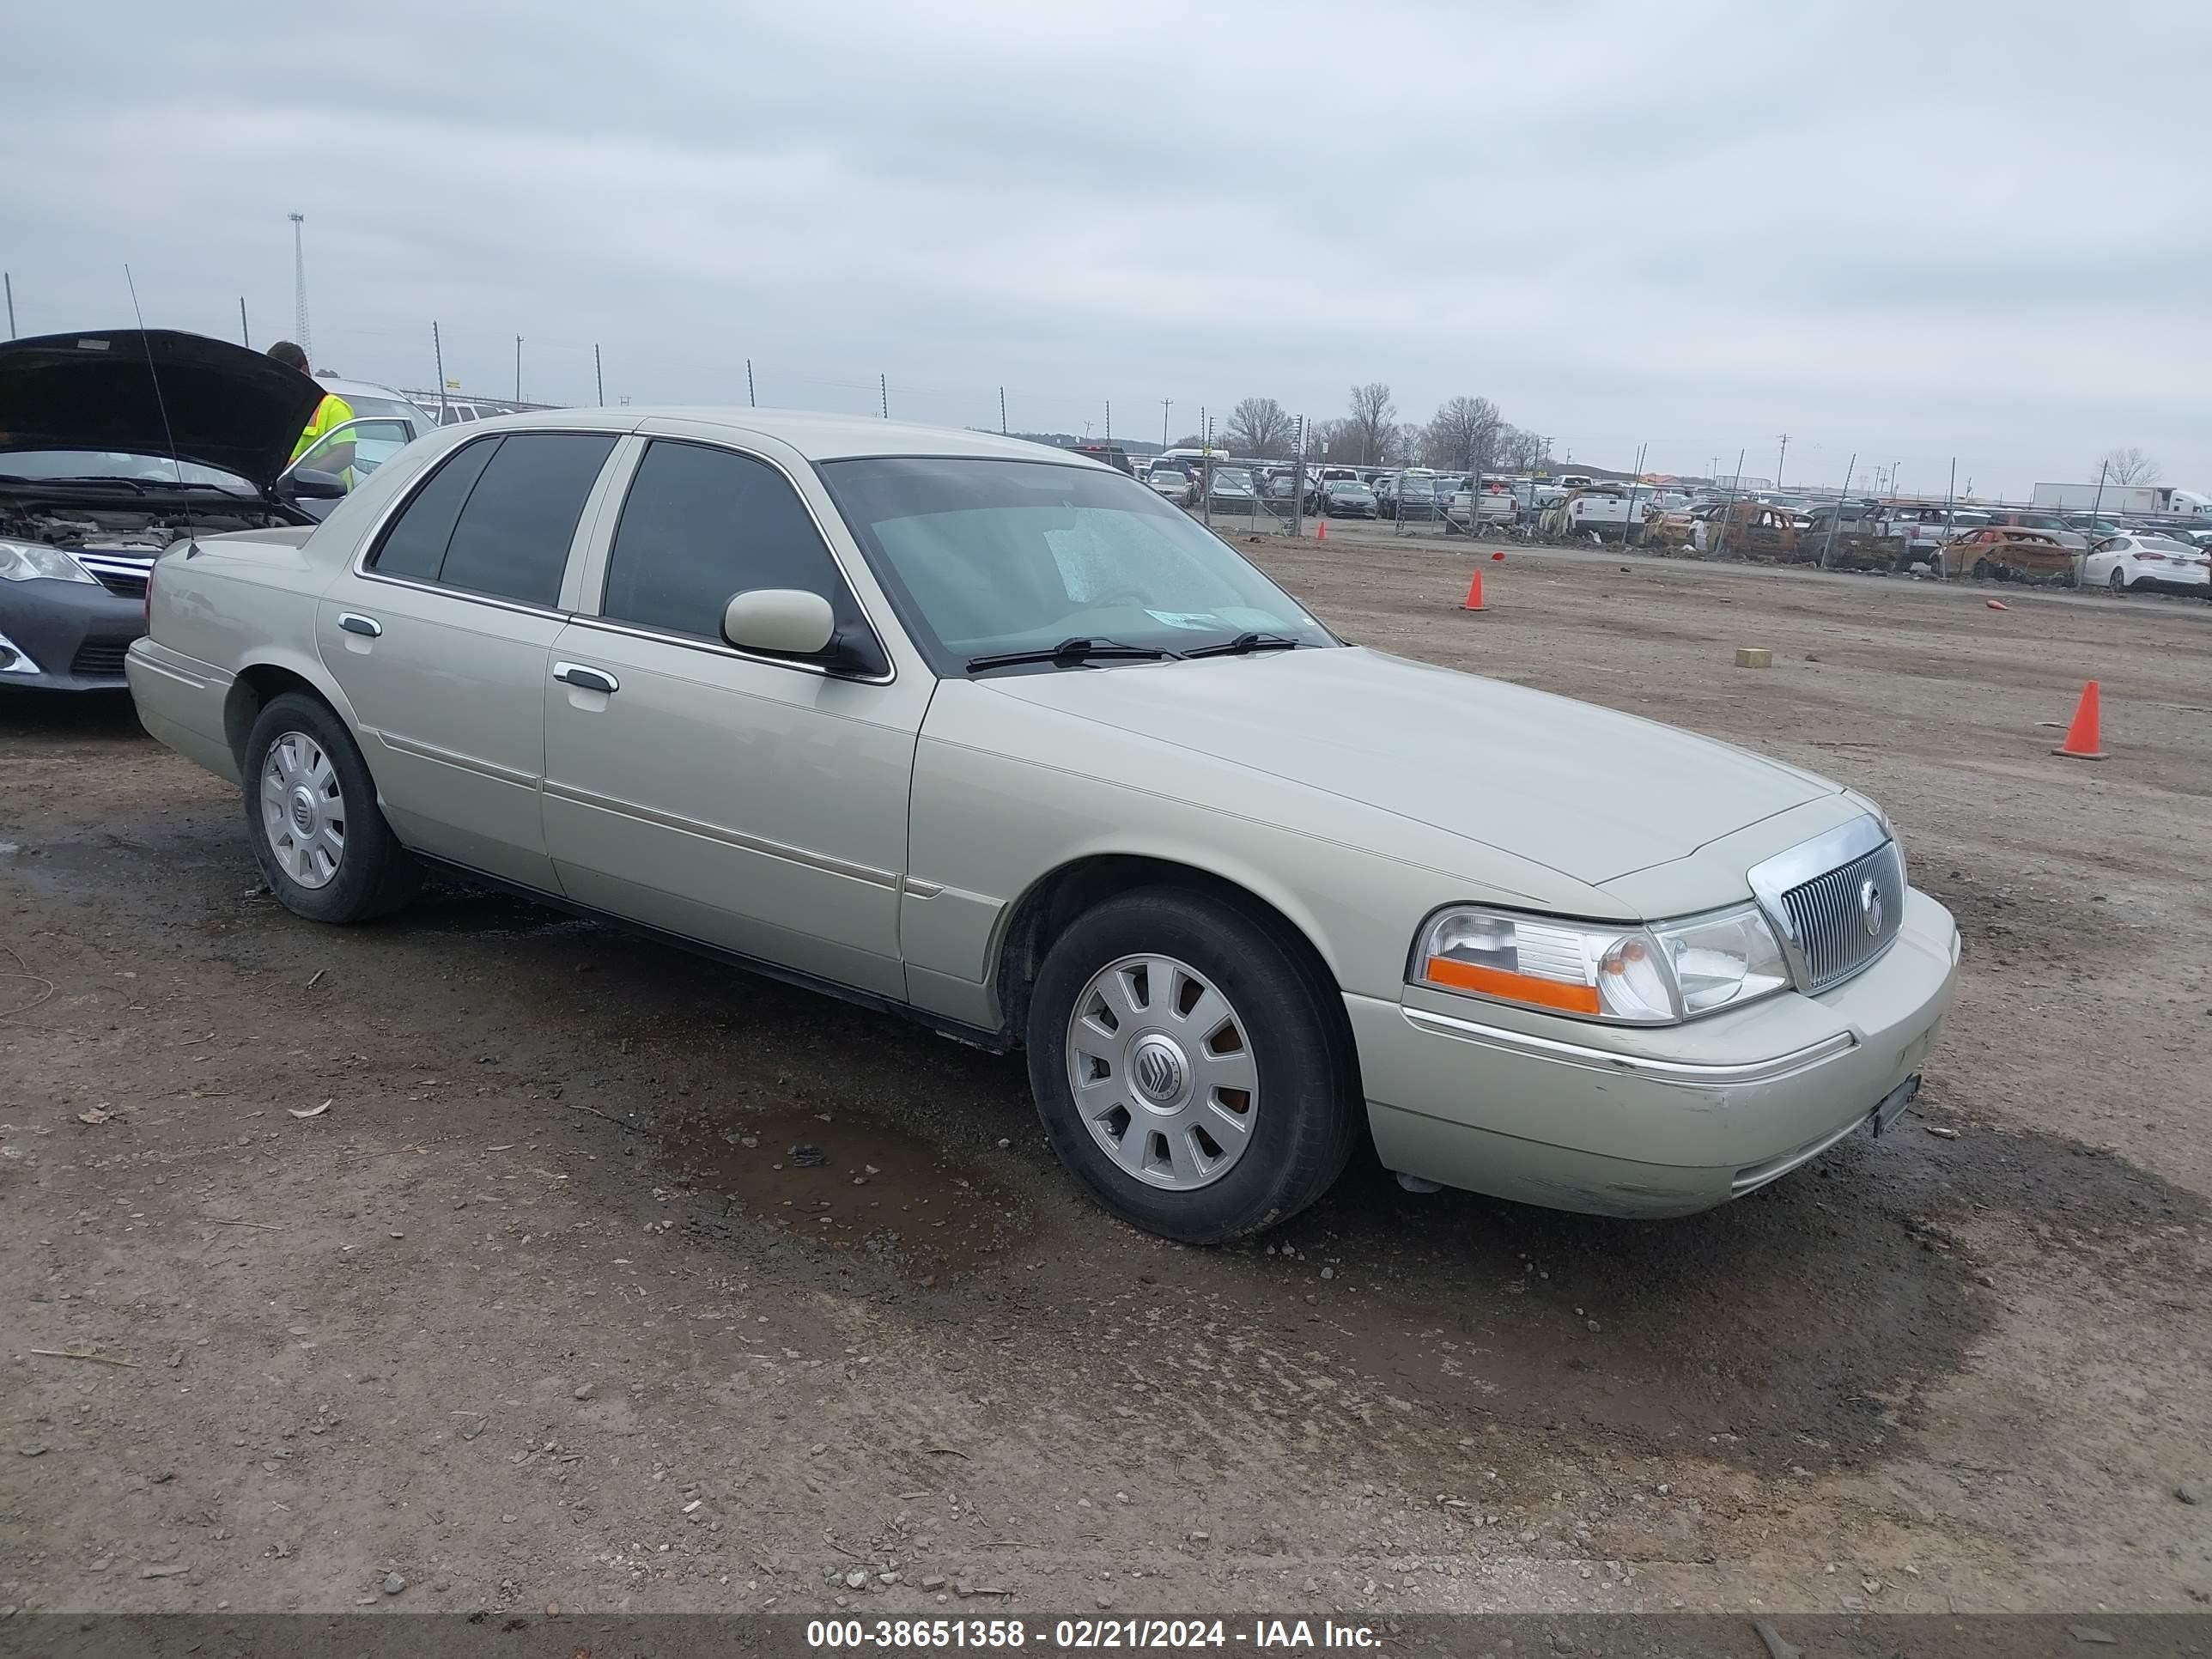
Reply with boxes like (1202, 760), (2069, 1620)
(820, 457), (1336, 673)
(599, 440), (880, 671)
(368, 432), (614, 606)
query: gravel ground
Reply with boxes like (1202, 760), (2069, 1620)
(2, 538), (2208, 1623)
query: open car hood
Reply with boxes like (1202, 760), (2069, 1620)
(0, 329), (325, 493)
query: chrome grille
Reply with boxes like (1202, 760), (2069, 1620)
(1781, 838), (1903, 992)
(76, 552), (155, 599)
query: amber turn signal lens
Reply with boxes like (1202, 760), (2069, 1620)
(1422, 956), (1602, 1015)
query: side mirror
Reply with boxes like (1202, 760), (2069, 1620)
(284, 468), (347, 501)
(722, 588), (836, 658)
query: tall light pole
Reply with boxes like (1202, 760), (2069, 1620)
(1776, 432), (1790, 490)
(1161, 398), (1172, 450)
(514, 336), (523, 402)
(288, 213), (311, 362)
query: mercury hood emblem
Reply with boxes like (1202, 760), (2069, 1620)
(1859, 877), (1885, 937)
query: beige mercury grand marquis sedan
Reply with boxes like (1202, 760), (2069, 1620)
(128, 406), (1960, 1242)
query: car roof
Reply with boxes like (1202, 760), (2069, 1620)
(454, 404), (1112, 466)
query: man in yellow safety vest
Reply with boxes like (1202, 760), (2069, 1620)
(268, 341), (356, 479)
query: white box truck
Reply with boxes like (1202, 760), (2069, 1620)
(2031, 482), (2211, 516)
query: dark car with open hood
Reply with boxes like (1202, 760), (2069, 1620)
(0, 329), (322, 690)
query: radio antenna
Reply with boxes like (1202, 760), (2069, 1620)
(124, 264), (186, 487)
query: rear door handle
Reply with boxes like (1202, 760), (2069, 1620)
(337, 612), (382, 638)
(553, 662), (619, 695)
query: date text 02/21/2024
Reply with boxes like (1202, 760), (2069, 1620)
(805, 1618), (1379, 1650)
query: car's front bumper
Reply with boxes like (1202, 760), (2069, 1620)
(0, 579), (145, 691)
(1348, 887), (1961, 1217)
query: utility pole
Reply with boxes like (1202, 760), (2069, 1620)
(1103, 399), (1111, 443)
(514, 336), (523, 403)
(238, 296), (249, 348)
(3, 272), (14, 338)
(288, 213), (311, 362)
(879, 373), (888, 419)
(1161, 398), (1172, 450)
(593, 343), (604, 407)
(1000, 386), (1007, 435)
(1776, 433), (1789, 489)
(746, 359), (756, 407)
(432, 322), (448, 424)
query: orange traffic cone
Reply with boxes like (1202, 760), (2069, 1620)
(1462, 572), (1487, 611)
(1316, 519), (1328, 542)
(2054, 681), (2106, 760)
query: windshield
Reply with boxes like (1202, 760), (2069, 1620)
(337, 394), (431, 424)
(0, 449), (255, 492)
(819, 457), (1337, 672)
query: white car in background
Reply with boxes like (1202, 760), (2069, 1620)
(2083, 533), (2211, 597)
(1146, 466), (1194, 507)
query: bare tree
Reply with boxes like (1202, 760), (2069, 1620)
(2098, 446), (2160, 485)
(1170, 433), (1206, 451)
(1224, 398), (1295, 459)
(1346, 382), (1396, 465)
(1423, 395), (1504, 471)
(1486, 423), (1539, 472)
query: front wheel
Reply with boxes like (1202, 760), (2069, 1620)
(242, 692), (421, 924)
(1025, 887), (1360, 1243)
(2109, 568), (2129, 592)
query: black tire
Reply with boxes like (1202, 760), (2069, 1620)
(1972, 557), (1992, 580)
(241, 691), (421, 924)
(2109, 568), (2128, 592)
(1024, 885), (1360, 1243)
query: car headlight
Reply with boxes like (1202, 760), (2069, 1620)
(0, 539), (97, 584)
(1412, 902), (1790, 1025)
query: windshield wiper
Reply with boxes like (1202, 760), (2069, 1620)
(3, 473), (152, 493)
(1183, 631), (1311, 659)
(0, 473), (250, 496)
(965, 637), (1182, 672)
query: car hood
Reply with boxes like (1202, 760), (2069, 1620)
(979, 646), (1845, 886)
(0, 329), (325, 492)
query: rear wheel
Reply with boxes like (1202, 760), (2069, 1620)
(1025, 886), (1359, 1243)
(1972, 557), (1992, 580)
(242, 692), (420, 924)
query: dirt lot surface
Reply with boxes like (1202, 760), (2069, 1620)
(3, 540), (2209, 1625)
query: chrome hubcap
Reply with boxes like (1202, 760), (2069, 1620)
(259, 731), (346, 890)
(1066, 953), (1258, 1190)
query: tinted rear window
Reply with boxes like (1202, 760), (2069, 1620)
(437, 433), (617, 607)
(369, 437), (498, 581)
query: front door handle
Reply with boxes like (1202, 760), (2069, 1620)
(552, 661), (619, 695)
(337, 612), (382, 638)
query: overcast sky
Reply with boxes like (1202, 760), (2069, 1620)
(10, 0), (2206, 496)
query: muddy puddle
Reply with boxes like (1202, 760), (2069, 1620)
(659, 1107), (1035, 1279)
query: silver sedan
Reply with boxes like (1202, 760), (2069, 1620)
(128, 409), (1959, 1242)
